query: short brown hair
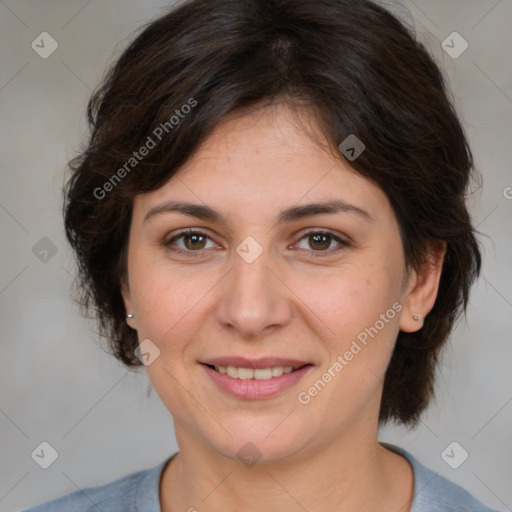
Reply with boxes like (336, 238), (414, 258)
(63, 0), (482, 426)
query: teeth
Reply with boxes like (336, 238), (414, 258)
(238, 367), (254, 379)
(271, 367), (283, 377)
(254, 368), (272, 380)
(213, 365), (299, 380)
(227, 365), (238, 378)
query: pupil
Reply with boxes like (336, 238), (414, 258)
(311, 234), (329, 250)
(186, 234), (205, 250)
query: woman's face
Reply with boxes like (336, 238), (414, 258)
(121, 102), (435, 464)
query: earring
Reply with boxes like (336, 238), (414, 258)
(126, 313), (134, 319)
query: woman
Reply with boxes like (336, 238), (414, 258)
(23, 0), (501, 510)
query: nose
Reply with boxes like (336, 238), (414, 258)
(214, 241), (292, 339)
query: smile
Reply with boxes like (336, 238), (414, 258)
(201, 359), (313, 399)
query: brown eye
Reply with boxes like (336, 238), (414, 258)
(182, 233), (207, 250)
(308, 233), (332, 251)
(295, 230), (349, 256)
(164, 229), (215, 256)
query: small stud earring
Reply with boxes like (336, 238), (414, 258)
(126, 313), (134, 319)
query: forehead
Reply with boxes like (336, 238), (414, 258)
(132, 102), (391, 224)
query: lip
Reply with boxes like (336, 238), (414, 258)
(200, 360), (314, 400)
(201, 356), (310, 369)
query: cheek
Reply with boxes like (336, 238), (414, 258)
(291, 260), (402, 395)
(293, 268), (401, 414)
(128, 258), (205, 345)
(133, 265), (211, 414)
(293, 262), (400, 340)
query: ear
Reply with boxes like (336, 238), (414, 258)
(399, 241), (447, 333)
(120, 273), (137, 330)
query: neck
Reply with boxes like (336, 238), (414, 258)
(159, 428), (414, 512)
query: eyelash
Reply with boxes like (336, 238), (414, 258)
(164, 228), (350, 258)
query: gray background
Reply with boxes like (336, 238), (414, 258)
(1, 1), (511, 511)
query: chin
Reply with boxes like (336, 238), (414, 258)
(202, 416), (311, 466)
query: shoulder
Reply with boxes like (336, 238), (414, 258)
(21, 455), (174, 512)
(382, 443), (502, 512)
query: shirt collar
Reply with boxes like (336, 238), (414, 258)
(134, 453), (178, 512)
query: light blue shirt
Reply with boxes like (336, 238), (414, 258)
(22, 444), (502, 511)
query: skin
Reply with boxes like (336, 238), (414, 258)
(121, 100), (446, 512)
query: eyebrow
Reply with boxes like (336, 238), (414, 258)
(143, 199), (373, 225)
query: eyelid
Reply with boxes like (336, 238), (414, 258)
(164, 228), (219, 251)
(294, 227), (346, 241)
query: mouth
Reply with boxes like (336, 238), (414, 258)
(199, 357), (313, 399)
